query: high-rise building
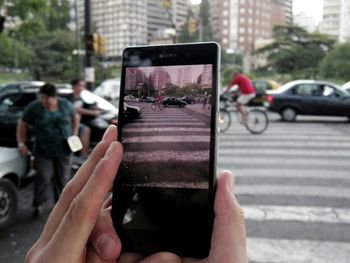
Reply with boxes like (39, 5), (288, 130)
(320, 0), (350, 42)
(147, 0), (189, 43)
(215, 0), (292, 53)
(294, 12), (317, 33)
(76, 0), (190, 59)
(77, 0), (148, 60)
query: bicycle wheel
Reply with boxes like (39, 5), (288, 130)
(151, 103), (156, 110)
(245, 109), (269, 134)
(159, 103), (165, 111)
(218, 110), (231, 133)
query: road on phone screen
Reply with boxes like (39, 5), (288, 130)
(0, 110), (350, 262)
(120, 101), (212, 188)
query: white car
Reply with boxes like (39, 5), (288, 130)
(0, 147), (31, 228)
(342, 81), (350, 93)
(94, 79), (120, 101)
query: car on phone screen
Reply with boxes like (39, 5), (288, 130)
(266, 80), (350, 121)
(162, 97), (187, 107)
(181, 95), (195, 104)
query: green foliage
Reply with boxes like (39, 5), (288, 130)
(31, 30), (76, 81)
(0, 34), (33, 67)
(319, 41), (350, 81)
(254, 25), (335, 78)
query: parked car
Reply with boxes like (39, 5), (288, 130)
(266, 80), (350, 121)
(162, 97), (187, 107)
(0, 83), (119, 147)
(181, 95), (195, 104)
(142, 96), (155, 103)
(342, 81), (350, 93)
(93, 78), (120, 101)
(124, 95), (140, 102)
(0, 147), (32, 228)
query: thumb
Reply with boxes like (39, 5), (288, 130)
(89, 200), (121, 261)
(208, 170), (248, 263)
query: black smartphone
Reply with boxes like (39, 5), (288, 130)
(112, 42), (220, 258)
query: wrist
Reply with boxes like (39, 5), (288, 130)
(18, 142), (26, 148)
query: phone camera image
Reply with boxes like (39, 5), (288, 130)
(112, 43), (220, 258)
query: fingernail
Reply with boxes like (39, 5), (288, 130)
(97, 234), (117, 257)
(102, 125), (115, 141)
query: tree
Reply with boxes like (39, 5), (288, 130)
(319, 41), (350, 80)
(254, 25), (335, 78)
(31, 30), (76, 81)
(178, 9), (198, 43)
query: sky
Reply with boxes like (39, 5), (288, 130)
(293, 0), (324, 25)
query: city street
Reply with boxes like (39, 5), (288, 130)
(0, 110), (350, 262)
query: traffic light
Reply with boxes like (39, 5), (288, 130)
(162, 0), (171, 9)
(93, 33), (99, 54)
(188, 17), (197, 34)
(98, 35), (107, 55)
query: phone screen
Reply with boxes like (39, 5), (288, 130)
(112, 43), (220, 258)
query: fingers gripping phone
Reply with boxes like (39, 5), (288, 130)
(112, 42), (220, 258)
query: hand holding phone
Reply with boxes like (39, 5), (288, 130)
(24, 125), (247, 262)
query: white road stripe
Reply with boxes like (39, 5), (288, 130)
(135, 120), (204, 123)
(123, 150), (209, 162)
(218, 148), (350, 157)
(138, 118), (200, 121)
(243, 205), (350, 224)
(217, 168), (350, 180)
(123, 136), (210, 143)
(219, 141), (350, 148)
(236, 185), (350, 199)
(247, 238), (350, 263)
(220, 133), (349, 139)
(219, 156), (350, 167)
(124, 127), (210, 132)
(127, 123), (206, 127)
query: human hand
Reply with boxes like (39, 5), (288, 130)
(25, 124), (247, 262)
(18, 144), (29, 156)
(25, 125), (123, 263)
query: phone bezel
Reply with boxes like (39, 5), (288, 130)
(113, 42), (220, 257)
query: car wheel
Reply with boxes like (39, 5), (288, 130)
(0, 179), (18, 228)
(281, 107), (297, 122)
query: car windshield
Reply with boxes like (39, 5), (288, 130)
(80, 90), (116, 111)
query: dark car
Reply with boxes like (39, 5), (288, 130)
(142, 96), (155, 103)
(0, 84), (119, 147)
(266, 80), (350, 121)
(162, 97), (187, 107)
(181, 95), (195, 104)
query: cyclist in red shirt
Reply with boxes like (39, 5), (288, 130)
(224, 71), (256, 123)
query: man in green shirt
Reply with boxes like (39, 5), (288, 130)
(17, 83), (79, 215)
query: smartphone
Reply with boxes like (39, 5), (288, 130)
(112, 42), (220, 258)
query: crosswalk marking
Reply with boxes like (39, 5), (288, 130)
(123, 127), (210, 132)
(219, 156), (350, 167)
(124, 150), (209, 162)
(243, 205), (350, 224)
(236, 185), (350, 199)
(247, 238), (350, 263)
(127, 123), (206, 127)
(123, 135), (210, 143)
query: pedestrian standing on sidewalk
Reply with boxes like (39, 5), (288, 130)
(17, 83), (79, 216)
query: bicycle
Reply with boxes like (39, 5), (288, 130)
(151, 100), (165, 111)
(218, 93), (269, 134)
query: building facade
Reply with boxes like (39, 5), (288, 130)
(320, 0), (350, 42)
(215, 0), (292, 53)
